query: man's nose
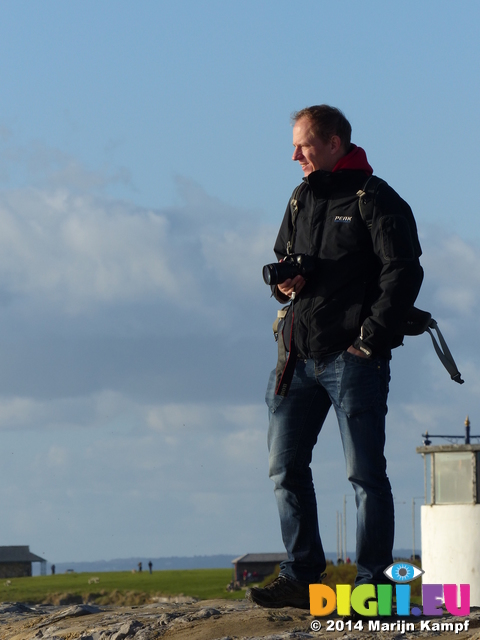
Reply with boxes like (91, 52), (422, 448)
(292, 147), (303, 161)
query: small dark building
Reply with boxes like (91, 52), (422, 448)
(0, 546), (47, 578)
(232, 553), (287, 583)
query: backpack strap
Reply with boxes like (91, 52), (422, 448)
(286, 182), (307, 255)
(400, 308), (464, 384)
(356, 175), (387, 230)
(426, 320), (464, 384)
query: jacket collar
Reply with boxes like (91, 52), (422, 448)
(332, 144), (373, 174)
(304, 145), (373, 196)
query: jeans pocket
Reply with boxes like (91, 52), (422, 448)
(338, 351), (385, 417)
(265, 368), (285, 413)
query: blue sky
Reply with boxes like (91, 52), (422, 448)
(0, 0), (479, 566)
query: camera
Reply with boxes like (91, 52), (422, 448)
(262, 253), (316, 286)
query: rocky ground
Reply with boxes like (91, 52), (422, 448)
(0, 598), (479, 640)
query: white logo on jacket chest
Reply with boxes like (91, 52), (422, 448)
(334, 216), (352, 223)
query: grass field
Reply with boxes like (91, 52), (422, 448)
(0, 563), (421, 606)
(0, 569), (243, 605)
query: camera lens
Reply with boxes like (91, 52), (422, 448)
(263, 264), (277, 285)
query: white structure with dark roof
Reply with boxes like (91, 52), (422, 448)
(417, 418), (480, 606)
(232, 553), (287, 583)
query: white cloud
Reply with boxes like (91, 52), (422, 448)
(421, 233), (480, 316)
(402, 403), (461, 430)
(0, 390), (134, 431)
(46, 445), (69, 468)
(0, 177), (276, 317)
(222, 427), (266, 463)
(145, 402), (264, 436)
(0, 396), (40, 428)
(201, 226), (276, 290)
(0, 188), (192, 311)
(146, 403), (214, 433)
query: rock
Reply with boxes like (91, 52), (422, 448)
(196, 606), (221, 618)
(0, 599), (479, 640)
(37, 603), (103, 626)
(110, 620), (143, 639)
(0, 602), (38, 614)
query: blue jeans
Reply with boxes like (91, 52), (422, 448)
(266, 351), (394, 586)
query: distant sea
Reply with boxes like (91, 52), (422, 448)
(34, 549), (417, 575)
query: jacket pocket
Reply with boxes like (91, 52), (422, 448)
(380, 215), (415, 261)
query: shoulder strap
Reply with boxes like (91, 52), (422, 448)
(356, 175), (387, 230)
(286, 182), (307, 255)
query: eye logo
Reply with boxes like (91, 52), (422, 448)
(384, 562), (424, 583)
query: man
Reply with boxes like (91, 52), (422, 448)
(248, 105), (423, 609)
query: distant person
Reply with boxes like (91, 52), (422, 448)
(138, 562), (142, 573)
(148, 561), (153, 574)
(51, 564), (55, 575)
(248, 105), (423, 610)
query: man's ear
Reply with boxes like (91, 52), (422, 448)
(329, 135), (343, 154)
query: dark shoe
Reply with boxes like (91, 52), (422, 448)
(246, 574), (310, 609)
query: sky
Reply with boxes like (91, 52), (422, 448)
(0, 0), (479, 567)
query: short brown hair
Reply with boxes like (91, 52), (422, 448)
(291, 105), (352, 150)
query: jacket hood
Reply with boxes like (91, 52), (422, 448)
(332, 144), (373, 175)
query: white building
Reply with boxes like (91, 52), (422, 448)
(417, 420), (480, 607)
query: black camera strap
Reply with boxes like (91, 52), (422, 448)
(273, 183), (307, 396)
(274, 300), (298, 397)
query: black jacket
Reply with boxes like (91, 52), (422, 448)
(273, 168), (424, 359)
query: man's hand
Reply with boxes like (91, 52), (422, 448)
(277, 275), (306, 299)
(347, 345), (369, 358)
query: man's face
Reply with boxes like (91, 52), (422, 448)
(292, 117), (336, 176)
